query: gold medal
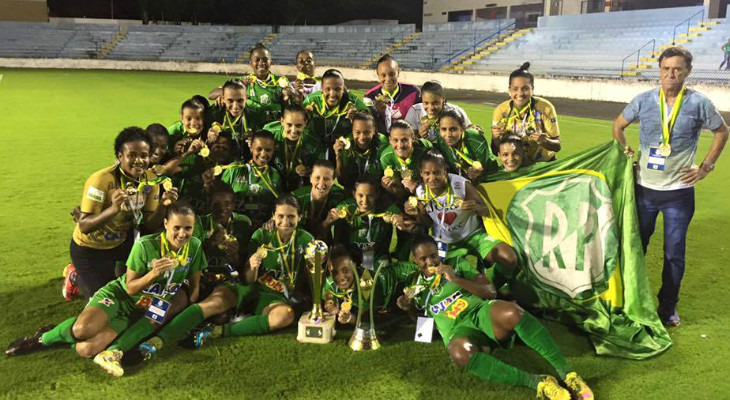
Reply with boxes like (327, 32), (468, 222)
(341, 301), (352, 312)
(339, 137), (351, 150)
(187, 127), (198, 136)
(162, 179), (173, 191)
(256, 246), (268, 259)
(213, 165), (223, 176)
(278, 77), (289, 88)
(295, 164), (307, 175)
(471, 161), (483, 170)
(426, 266), (439, 275)
(211, 123), (222, 134)
(384, 166), (394, 178)
(337, 208), (348, 219)
(401, 169), (413, 180)
(658, 144), (672, 157)
(199, 146), (210, 158)
(376, 93), (389, 103)
(408, 196), (419, 208)
(453, 198), (463, 208)
(382, 213), (393, 224)
(124, 185), (137, 196)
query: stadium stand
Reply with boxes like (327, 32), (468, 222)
(267, 24), (415, 68)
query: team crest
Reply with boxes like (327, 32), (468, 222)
(260, 94), (271, 105)
(98, 298), (115, 307)
(507, 174), (618, 299)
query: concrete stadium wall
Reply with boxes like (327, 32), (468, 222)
(1, 57), (728, 112)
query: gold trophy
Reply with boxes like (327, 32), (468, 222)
(297, 240), (336, 344)
(348, 262), (386, 351)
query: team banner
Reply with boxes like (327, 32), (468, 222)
(477, 140), (671, 359)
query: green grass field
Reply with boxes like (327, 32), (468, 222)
(0, 68), (728, 399)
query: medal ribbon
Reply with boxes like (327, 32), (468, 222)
(659, 86), (686, 147)
(284, 137), (303, 172)
(506, 100), (536, 133)
(381, 84), (400, 105)
(249, 162), (279, 198)
(451, 132), (475, 169)
(275, 230), (297, 287)
(297, 72), (320, 82)
(424, 181), (455, 210)
(224, 112), (249, 137)
(249, 73), (284, 89)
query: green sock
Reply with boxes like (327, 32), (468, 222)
(108, 318), (156, 352)
(40, 317), (77, 345)
(513, 311), (571, 378)
(222, 314), (270, 337)
(465, 352), (541, 389)
(157, 304), (205, 344)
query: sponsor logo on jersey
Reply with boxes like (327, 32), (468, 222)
(86, 186), (105, 203)
(98, 298), (114, 307)
(430, 290), (462, 315)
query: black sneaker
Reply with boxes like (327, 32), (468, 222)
(5, 324), (56, 356)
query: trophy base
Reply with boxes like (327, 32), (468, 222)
(296, 312), (336, 344)
(349, 324), (380, 351)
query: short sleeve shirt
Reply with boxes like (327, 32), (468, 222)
(492, 96), (560, 162)
(621, 87), (725, 190)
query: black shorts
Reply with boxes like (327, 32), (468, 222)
(70, 234), (134, 300)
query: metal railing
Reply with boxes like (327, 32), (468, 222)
(442, 20), (517, 68)
(671, 9), (704, 45)
(620, 39), (655, 78)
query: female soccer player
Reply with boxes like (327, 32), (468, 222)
(333, 110), (388, 190)
(497, 135), (529, 172)
(292, 50), (321, 98)
(435, 109), (499, 182)
(364, 54), (420, 133)
(394, 236), (593, 400)
(325, 176), (403, 270)
(491, 62), (561, 163)
(292, 160), (345, 242)
(208, 79), (252, 160)
(7, 204), (206, 377)
(379, 120), (433, 198)
(405, 151), (517, 280)
(246, 43), (293, 129)
(220, 130), (281, 228)
(267, 104), (325, 192)
(137, 195), (314, 357)
(404, 81), (473, 143)
(71, 127), (178, 298)
(302, 68), (368, 155)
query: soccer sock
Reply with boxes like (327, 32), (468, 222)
(157, 304), (206, 345)
(222, 314), (270, 337)
(40, 317), (77, 345)
(465, 352), (541, 389)
(108, 318), (156, 352)
(513, 311), (571, 378)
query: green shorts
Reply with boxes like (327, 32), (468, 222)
(220, 283), (288, 315)
(447, 301), (515, 352)
(86, 280), (143, 334)
(447, 231), (502, 261)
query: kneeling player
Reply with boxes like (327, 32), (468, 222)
(395, 236), (594, 400)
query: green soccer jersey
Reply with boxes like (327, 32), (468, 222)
(248, 227), (314, 298)
(166, 121), (201, 181)
(266, 120), (325, 191)
(292, 184), (345, 237)
(435, 129), (499, 181)
(338, 133), (388, 187)
(193, 212), (253, 267)
(207, 105), (253, 161)
(334, 199), (400, 263)
(245, 73), (289, 129)
(221, 163), (281, 225)
(322, 266), (396, 312)
(392, 260), (482, 345)
(379, 139), (433, 182)
(122, 232), (208, 303)
(302, 91), (369, 146)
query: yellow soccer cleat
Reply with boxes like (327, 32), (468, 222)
(93, 349), (124, 377)
(564, 372), (594, 400)
(537, 375), (571, 400)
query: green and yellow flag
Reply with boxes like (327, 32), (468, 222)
(478, 140), (671, 359)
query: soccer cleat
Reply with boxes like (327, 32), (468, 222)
(537, 375), (571, 400)
(564, 372), (594, 400)
(93, 349), (124, 377)
(138, 337), (164, 361)
(192, 323), (215, 348)
(5, 325), (55, 356)
(62, 264), (80, 301)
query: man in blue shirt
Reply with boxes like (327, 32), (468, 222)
(613, 47), (728, 327)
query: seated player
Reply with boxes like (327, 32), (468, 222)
(208, 78), (252, 160)
(70, 127), (178, 299)
(323, 244), (395, 326)
(291, 50), (321, 99)
(435, 109), (499, 183)
(136, 195), (314, 357)
(219, 130), (281, 228)
(497, 135), (530, 172)
(394, 236), (594, 400)
(364, 54), (420, 133)
(302, 68), (369, 156)
(491, 62), (561, 163)
(379, 120), (433, 199)
(404, 151), (517, 282)
(292, 160), (345, 242)
(405, 81), (473, 143)
(7, 204), (206, 379)
(267, 104), (324, 192)
(334, 110), (389, 191)
(325, 176), (404, 270)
